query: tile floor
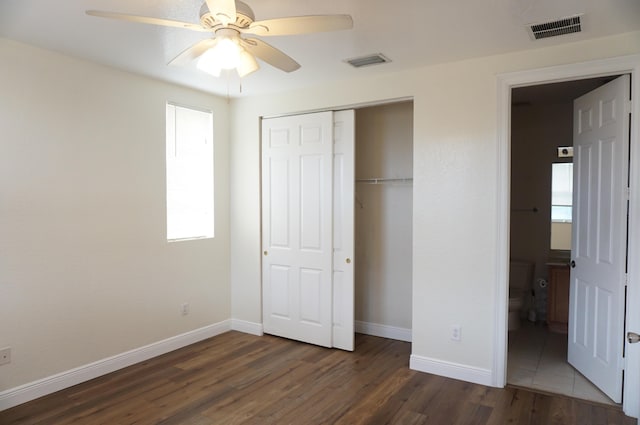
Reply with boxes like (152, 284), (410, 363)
(507, 320), (616, 405)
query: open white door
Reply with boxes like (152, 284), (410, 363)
(568, 75), (630, 403)
(332, 110), (355, 351)
(262, 112), (334, 347)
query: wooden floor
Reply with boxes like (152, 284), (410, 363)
(1, 332), (636, 425)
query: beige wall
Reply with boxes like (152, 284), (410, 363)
(0, 39), (231, 391)
(230, 32), (640, 373)
(355, 102), (413, 329)
(551, 222), (572, 250)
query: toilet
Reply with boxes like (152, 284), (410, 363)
(509, 260), (534, 331)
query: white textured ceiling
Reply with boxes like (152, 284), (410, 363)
(1, 0), (639, 98)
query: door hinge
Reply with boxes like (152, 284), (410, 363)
(626, 99), (632, 114)
(626, 187), (631, 201)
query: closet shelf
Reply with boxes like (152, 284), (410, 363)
(356, 177), (413, 184)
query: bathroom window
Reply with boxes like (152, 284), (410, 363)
(551, 163), (573, 223)
(166, 103), (214, 241)
(550, 162), (573, 250)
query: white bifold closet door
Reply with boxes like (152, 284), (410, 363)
(262, 110), (355, 350)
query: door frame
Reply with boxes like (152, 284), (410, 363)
(494, 54), (640, 417)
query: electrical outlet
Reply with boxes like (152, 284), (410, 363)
(0, 347), (11, 365)
(450, 325), (462, 342)
(181, 302), (189, 316)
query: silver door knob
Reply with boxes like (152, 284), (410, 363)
(628, 332), (640, 344)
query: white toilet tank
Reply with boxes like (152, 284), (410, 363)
(509, 260), (534, 291)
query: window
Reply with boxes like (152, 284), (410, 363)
(166, 103), (214, 241)
(551, 163), (573, 223)
(550, 162), (572, 251)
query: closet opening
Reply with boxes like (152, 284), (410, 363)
(354, 101), (414, 342)
(260, 100), (414, 352)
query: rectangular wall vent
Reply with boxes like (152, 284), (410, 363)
(527, 15), (582, 40)
(345, 54), (391, 68)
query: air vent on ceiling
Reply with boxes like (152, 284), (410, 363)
(527, 15), (582, 40)
(345, 53), (391, 68)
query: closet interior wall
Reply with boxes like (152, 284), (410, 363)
(355, 101), (414, 337)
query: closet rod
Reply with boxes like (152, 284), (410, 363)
(356, 177), (413, 184)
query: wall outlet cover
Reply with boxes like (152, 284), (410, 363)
(450, 325), (462, 342)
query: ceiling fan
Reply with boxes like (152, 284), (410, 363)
(86, 0), (353, 77)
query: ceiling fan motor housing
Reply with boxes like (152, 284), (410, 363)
(199, 1), (255, 29)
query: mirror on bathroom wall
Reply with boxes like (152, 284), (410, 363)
(550, 162), (573, 251)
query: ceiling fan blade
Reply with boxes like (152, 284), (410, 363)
(86, 10), (208, 32)
(246, 15), (353, 36)
(205, 0), (237, 26)
(169, 39), (218, 66)
(240, 38), (300, 72)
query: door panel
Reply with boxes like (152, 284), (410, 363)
(568, 75), (630, 403)
(598, 138), (615, 263)
(300, 154), (324, 250)
(573, 279), (589, 347)
(300, 268), (323, 324)
(269, 265), (291, 318)
(332, 110), (355, 351)
(268, 157), (290, 247)
(262, 112), (334, 347)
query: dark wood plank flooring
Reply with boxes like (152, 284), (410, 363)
(0, 332), (636, 425)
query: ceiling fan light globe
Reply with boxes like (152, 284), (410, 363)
(196, 49), (223, 76)
(214, 37), (241, 69)
(197, 37), (241, 74)
(237, 49), (259, 77)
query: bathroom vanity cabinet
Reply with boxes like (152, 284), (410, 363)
(547, 263), (570, 333)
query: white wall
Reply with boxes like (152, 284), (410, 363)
(230, 32), (640, 378)
(355, 103), (413, 330)
(0, 38), (230, 391)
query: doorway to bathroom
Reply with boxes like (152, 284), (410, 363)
(507, 75), (626, 405)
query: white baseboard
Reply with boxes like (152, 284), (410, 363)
(231, 319), (263, 336)
(0, 320), (232, 411)
(355, 320), (412, 342)
(410, 354), (493, 387)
